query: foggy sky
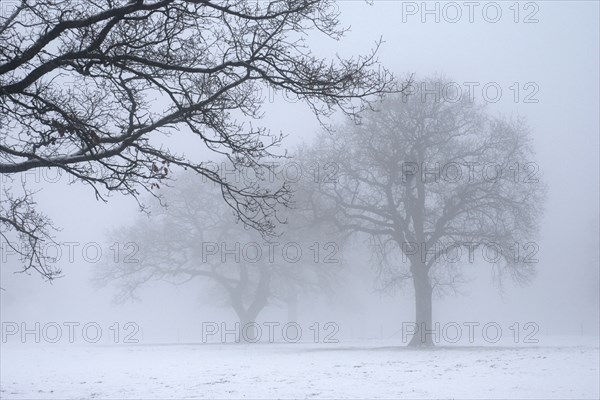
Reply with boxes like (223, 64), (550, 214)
(1, 1), (598, 342)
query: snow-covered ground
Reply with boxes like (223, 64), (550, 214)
(2, 337), (598, 399)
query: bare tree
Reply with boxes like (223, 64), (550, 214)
(305, 78), (546, 346)
(95, 170), (339, 341)
(0, 0), (397, 280)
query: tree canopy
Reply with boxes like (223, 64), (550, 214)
(0, 0), (396, 280)
(303, 78), (546, 345)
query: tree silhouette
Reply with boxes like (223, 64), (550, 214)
(0, 0), (397, 280)
(305, 78), (546, 346)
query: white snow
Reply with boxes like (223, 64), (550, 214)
(1, 337), (598, 399)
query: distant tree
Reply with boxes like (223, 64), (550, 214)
(95, 170), (340, 341)
(305, 78), (546, 346)
(0, 0), (397, 280)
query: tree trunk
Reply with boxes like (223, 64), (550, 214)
(239, 312), (260, 343)
(408, 267), (434, 347)
(230, 268), (271, 343)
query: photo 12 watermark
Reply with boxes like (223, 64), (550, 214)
(200, 160), (339, 185)
(399, 161), (540, 184)
(200, 241), (340, 265)
(400, 2), (540, 24)
(2, 321), (141, 344)
(201, 321), (340, 344)
(402, 81), (540, 104)
(401, 241), (539, 265)
(401, 321), (540, 345)
(0, 240), (139, 265)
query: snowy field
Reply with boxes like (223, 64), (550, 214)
(1, 337), (598, 399)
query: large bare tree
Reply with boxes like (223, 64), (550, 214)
(95, 170), (340, 341)
(0, 0), (396, 280)
(305, 78), (546, 346)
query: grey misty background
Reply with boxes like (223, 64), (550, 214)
(1, 2), (598, 342)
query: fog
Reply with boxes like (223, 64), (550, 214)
(1, 1), (598, 398)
